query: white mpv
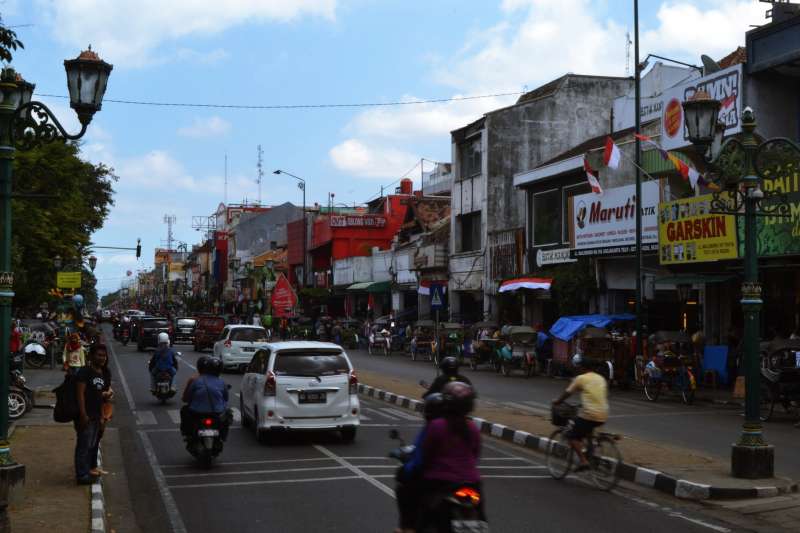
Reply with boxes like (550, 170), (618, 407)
(213, 325), (270, 371)
(239, 341), (360, 442)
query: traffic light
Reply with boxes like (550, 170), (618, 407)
(136, 238), (141, 259)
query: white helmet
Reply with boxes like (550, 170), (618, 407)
(157, 332), (170, 345)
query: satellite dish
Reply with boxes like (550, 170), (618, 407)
(701, 55), (721, 75)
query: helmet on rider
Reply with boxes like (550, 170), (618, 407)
(157, 332), (170, 345)
(442, 381), (475, 416)
(197, 356), (211, 374)
(207, 357), (223, 377)
(439, 356), (460, 377)
(423, 392), (446, 421)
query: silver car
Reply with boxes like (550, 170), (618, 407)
(213, 325), (270, 371)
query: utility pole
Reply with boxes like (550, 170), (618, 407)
(634, 0), (644, 359)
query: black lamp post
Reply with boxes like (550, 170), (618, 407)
(274, 170), (307, 288)
(682, 93), (794, 479)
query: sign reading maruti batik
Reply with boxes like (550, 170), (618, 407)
(568, 180), (662, 257)
(658, 194), (738, 264)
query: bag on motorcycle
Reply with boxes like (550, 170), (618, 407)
(53, 374), (79, 423)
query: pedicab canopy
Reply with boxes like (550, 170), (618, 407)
(498, 277), (552, 293)
(548, 314), (635, 342)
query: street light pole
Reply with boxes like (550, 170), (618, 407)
(633, 0), (644, 359)
(274, 170), (307, 288)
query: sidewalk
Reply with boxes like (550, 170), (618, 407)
(357, 368), (796, 501)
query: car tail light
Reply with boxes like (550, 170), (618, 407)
(202, 418), (213, 427)
(349, 371), (358, 395)
(264, 371), (276, 396)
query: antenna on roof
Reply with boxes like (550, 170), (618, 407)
(625, 31), (633, 76)
(256, 144), (264, 206)
(224, 153), (228, 205)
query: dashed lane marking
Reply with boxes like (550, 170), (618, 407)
(314, 444), (396, 499)
(164, 465), (347, 479)
(362, 406), (399, 420)
(160, 457), (332, 469)
(135, 410), (157, 425)
(169, 475), (361, 490)
(138, 430), (188, 532)
(167, 410), (181, 424)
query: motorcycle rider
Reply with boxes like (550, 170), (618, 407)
(148, 332), (178, 393)
(422, 356), (472, 398)
(180, 356), (231, 440)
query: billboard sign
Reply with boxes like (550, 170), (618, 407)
(329, 215), (386, 228)
(658, 194), (738, 264)
(57, 271), (82, 289)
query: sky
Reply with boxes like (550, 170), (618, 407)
(2, 0), (768, 295)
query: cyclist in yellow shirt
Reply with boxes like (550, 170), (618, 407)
(552, 354), (609, 471)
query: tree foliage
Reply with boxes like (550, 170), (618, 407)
(0, 16), (23, 63)
(8, 142), (116, 310)
(544, 259), (596, 316)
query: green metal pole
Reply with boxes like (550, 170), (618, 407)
(633, 0), (644, 358)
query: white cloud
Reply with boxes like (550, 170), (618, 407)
(117, 150), (199, 191)
(177, 116), (232, 138)
(329, 139), (419, 179)
(37, 0), (338, 67)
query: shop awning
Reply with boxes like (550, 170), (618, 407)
(347, 281), (391, 293)
(655, 274), (736, 285)
(498, 277), (553, 293)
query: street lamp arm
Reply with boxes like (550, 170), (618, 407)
(13, 101), (89, 150)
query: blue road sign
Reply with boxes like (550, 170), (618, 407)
(430, 284), (445, 310)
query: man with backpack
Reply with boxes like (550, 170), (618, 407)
(148, 333), (178, 392)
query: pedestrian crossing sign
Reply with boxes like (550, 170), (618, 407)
(430, 284), (444, 310)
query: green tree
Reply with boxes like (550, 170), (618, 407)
(0, 15), (23, 63)
(7, 141), (116, 310)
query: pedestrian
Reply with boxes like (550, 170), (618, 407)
(261, 312), (273, 340)
(74, 343), (112, 484)
(252, 312), (261, 327)
(9, 320), (21, 355)
(63, 332), (86, 375)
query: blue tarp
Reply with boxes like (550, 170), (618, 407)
(548, 314), (636, 342)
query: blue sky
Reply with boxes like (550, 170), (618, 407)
(3, 0), (765, 294)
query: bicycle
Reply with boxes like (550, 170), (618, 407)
(545, 403), (622, 491)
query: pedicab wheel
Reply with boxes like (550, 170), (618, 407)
(643, 376), (660, 402)
(590, 435), (622, 491)
(500, 361), (511, 377)
(681, 387), (695, 406)
(546, 429), (574, 479)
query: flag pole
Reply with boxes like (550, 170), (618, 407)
(634, 0), (644, 360)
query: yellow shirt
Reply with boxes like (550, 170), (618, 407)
(64, 347), (86, 368)
(566, 372), (608, 422)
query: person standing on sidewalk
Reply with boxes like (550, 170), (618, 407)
(63, 332), (86, 375)
(74, 344), (112, 484)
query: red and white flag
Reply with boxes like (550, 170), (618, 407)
(583, 157), (603, 195)
(603, 136), (621, 169)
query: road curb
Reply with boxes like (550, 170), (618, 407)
(358, 383), (798, 501)
(90, 451), (106, 533)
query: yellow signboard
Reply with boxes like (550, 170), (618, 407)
(169, 262), (184, 272)
(57, 271), (82, 289)
(658, 194), (738, 264)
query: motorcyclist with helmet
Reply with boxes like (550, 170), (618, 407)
(148, 333), (178, 392)
(180, 356), (231, 440)
(422, 356), (472, 398)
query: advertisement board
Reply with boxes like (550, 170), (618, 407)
(742, 168), (800, 257)
(57, 271), (82, 289)
(658, 194), (738, 264)
(271, 273), (297, 318)
(569, 180), (661, 257)
(329, 215), (386, 228)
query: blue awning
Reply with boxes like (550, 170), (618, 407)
(549, 314), (636, 342)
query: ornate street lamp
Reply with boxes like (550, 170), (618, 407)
(88, 255), (97, 272)
(682, 99), (794, 479)
(0, 47), (112, 490)
(274, 170), (307, 287)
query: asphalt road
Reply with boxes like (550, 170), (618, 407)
(104, 331), (743, 533)
(347, 347), (800, 478)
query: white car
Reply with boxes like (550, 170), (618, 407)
(213, 325), (270, 371)
(239, 341), (360, 442)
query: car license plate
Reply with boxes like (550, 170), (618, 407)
(451, 520), (490, 533)
(243, 347), (256, 352)
(198, 429), (219, 437)
(298, 391), (326, 404)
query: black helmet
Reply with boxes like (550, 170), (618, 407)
(197, 356), (211, 374)
(207, 357), (223, 376)
(423, 392), (446, 421)
(439, 356), (459, 377)
(442, 381), (475, 416)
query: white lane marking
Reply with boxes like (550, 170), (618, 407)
(619, 492), (731, 532)
(231, 407), (241, 424)
(138, 430), (188, 533)
(167, 410), (181, 424)
(380, 407), (420, 421)
(106, 334), (136, 411)
(135, 410), (157, 425)
(160, 457), (333, 469)
(164, 465), (346, 479)
(504, 401), (549, 416)
(609, 409), (718, 419)
(314, 445), (396, 499)
(359, 412), (371, 421)
(177, 355), (196, 371)
(170, 475), (361, 490)
(362, 407), (399, 420)
(370, 474), (551, 480)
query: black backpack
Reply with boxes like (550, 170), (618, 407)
(53, 374), (79, 423)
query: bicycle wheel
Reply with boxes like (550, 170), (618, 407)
(589, 435), (622, 491)
(546, 429), (574, 480)
(643, 376), (660, 402)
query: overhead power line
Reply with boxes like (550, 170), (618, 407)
(34, 91), (522, 110)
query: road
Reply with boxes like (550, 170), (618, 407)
(105, 331), (743, 533)
(347, 347), (800, 478)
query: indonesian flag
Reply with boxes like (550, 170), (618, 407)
(498, 277), (553, 293)
(583, 157), (603, 195)
(603, 136), (621, 169)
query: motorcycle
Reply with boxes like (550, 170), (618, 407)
(369, 329), (392, 356)
(388, 429), (488, 533)
(9, 355), (34, 420)
(152, 370), (176, 404)
(23, 341), (49, 369)
(184, 412), (226, 467)
(121, 326), (130, 346)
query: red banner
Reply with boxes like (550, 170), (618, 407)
(271, 273), (297, 317)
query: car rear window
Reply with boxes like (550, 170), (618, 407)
(273, 350), (350, 377)
(198, 318), (224, 329)
(230, 328), (267, 342)
(177, 319), (196, 327)
(143, 319), (169, 328)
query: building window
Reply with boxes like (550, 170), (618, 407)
(459, 137), (482, 180)
(532, 189), (560, 246)
(562, 182), (591, 243)
(459, 211), (482, 252)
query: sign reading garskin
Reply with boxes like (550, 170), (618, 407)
(569, 180), (661, 257)
(329, 215), (386, 228)
(658, 194), (738, 264)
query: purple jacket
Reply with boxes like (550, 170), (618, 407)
(421, 417), (481, 483)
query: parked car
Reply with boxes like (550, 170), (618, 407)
(173, 317), (197, 345)
(193, 315), (226, 352)
(213, 325), (270, 371)
(137, 317), (172, 352)
(239, 341), (359, 443)
(129, 314), (150, 342)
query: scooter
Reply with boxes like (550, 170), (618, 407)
(152, 370), (176, 404)
(184, 411), (227, 468)
(9, 354), (34, 420)
(388, 429), (489, 533)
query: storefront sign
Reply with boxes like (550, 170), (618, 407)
(271, 273), (297, 318)
(658, 194), (738, 264)
(329, 215), (386, 228)
(569, 180), (661, 257)
(535, 247), (576, 267)
(744, 168), (800, 257)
